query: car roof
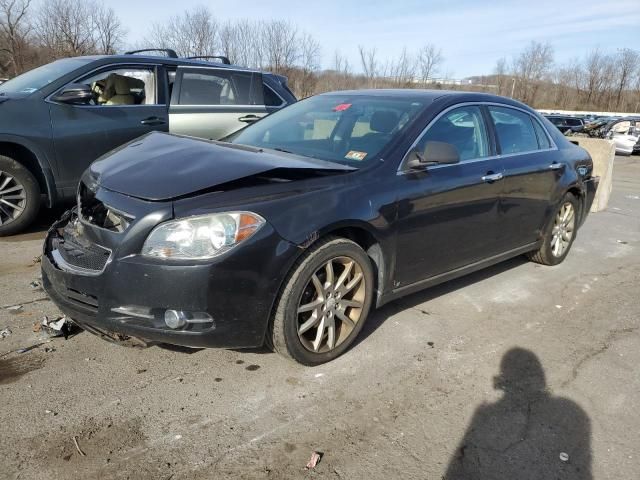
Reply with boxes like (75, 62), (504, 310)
(317, 89), (538, 110)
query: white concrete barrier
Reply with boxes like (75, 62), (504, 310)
(572, 138), (615, 212)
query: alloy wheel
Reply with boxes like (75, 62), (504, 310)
(296, 256), (367, 353)
(0, 170), (26, 226)
(551, 201), (575, 257)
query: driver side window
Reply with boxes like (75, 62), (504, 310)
(78, 67), (157, 106)
(417, 106), (489, 162)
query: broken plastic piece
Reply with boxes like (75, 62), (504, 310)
(305, 451), (322, 469)
(41, 316), (70, 338)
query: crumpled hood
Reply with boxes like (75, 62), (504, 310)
(88, 132), (354, 201)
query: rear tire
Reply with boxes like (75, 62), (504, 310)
(0, 155), (40, 236)
(528, 192), (579, 266)
(269, 237), (375, 365)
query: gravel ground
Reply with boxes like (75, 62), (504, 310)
(0, 156), (638, 479)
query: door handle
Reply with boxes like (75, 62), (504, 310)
(238, 114), (260, 123)
(140, 117), (166, 126)
(481, 172), (503, 182)
(549, 162), (565, 170)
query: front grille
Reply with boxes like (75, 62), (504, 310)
(49, 216), (112, 272)
(56, 233), (111, 271)
(78, 182), (132, 232)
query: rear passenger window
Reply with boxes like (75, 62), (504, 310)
(489, 106), (539, 154)
(532, 119), (551, 149)
(417, 106), (489, 161)
(263, 84), (284, 107)
(176, 70), (253, 106)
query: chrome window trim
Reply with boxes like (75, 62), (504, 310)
(397, 101), (558, 175)
(45, 62), (163, 107)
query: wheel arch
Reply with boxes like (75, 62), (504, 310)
(0, 137), (56, 207)
(313, 222), (388, 307)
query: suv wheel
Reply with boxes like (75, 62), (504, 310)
(0, 155), (40, 236)
(269, 237), (375, 365)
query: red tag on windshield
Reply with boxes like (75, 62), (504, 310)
(332, 103), (352, 112)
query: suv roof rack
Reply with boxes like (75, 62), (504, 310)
(124, 49), (178, 58)
(186, 55), (231, 65)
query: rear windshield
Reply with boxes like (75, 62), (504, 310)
(230, 95), (426, 166)
(0, 58), (90, 96)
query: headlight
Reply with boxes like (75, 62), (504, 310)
(142, 212), (265, 260)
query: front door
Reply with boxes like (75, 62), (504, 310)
(393, 105), (505, 288)
(169, 67), (268, 140)
(49, 64), (168, 196)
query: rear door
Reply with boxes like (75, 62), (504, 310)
(49, 64), (168, 196)
(487, 105), (560, 251)
(168, 67), (267, 140)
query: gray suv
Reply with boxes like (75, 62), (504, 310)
(0, 49), (296, 235)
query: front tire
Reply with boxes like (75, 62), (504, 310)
(528, 192), (579, 266)
(0, 155), (40, 236)
(269, 237), (375, 365)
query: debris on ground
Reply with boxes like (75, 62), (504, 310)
(32, 255), (42, 265)
(0, 327), (12, 339)
(29, 280), (42, 289)
(72, 436), (86, 456)
(616, 240), (628, 245)
(32, 322), (41, 333)
(305, 451), (322, 470)
(7, 305), (23, 313)
(44, 347), (56, 353)
(41, 316), (71, 339)
(559, 452), (569, 462)
(45, 409), (58, 416)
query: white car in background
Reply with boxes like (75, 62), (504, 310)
(606, 118), (640, 155)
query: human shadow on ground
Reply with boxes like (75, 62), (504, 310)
(443, 348), (592, 480)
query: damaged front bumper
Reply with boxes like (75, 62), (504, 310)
(41, 210), (297, 349)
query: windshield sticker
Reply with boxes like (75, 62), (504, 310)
(332, 103), (352, 112)
(345, 150), (367, 161)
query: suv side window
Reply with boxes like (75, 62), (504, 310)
(80, 67), (157, 105)
(489, 106), (539, 155)
(176, 70), (253, 106)
(263, 84), (284, 107)
(416, 105), (489, 162)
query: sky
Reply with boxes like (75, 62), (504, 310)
(110, 0), (640, 78)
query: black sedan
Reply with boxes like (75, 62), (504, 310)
(42, 90), (599, 365)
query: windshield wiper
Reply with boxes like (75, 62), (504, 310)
(271, 147), (295, 154)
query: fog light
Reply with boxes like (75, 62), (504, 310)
(164, 310), (187, 329)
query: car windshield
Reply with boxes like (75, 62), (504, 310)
(230, 95), (426, 166)
(0, 58), (91, 96)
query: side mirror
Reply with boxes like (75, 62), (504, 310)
(406, 141), (460, 170)
(51, 83), (93, 105)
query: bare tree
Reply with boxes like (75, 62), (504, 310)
(261, 20), (298, 74)
(511, 41), (554, 104)
(493, 57), (508, 96)
(358, 45), (378, 87)
(614, 48), (640, 108)
(295, 32), (320, 97)
(34, 0), (96, 58)
(147, 6), (219, 57)
(388, 47), (415, 86)
(0, 0), (31, 75)
(91, 4), (125, 55)
(418, 44), (443, 84)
